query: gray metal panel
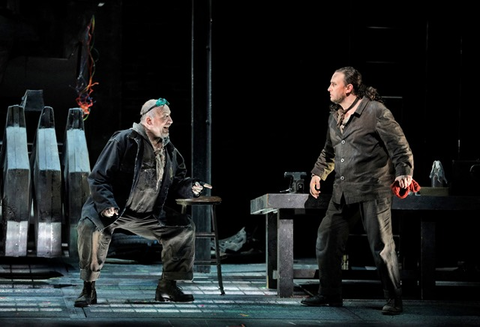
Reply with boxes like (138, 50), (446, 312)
(4, 221), (29, 257)
(63, 108), (90, 258)
(2, 105), (31, 257)
(36, 222), (62, 257)
(32, 106), (62, 257)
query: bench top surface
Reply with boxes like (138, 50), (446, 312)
(250, 193), (480, 215)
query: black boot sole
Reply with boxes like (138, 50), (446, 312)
(301, 295), (343, 307)
(155, 291), (194, 302)
(74, 297), (97, 307)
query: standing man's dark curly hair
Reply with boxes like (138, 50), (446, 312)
(330, 66), (384, 112)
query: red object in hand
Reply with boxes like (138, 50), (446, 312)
(391, 179), (421, 199)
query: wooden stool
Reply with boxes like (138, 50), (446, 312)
(176, 196), (225, 295)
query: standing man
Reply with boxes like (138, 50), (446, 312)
(301, 67), (414, 315)
(74, 98), (211, 307)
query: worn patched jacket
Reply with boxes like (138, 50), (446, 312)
(311, 98), (414, 205)
(81, 127), (196, 229)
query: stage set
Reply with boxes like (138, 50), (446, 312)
(0, 1), (479, 326)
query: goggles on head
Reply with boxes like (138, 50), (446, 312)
(142, 98), (170, 115)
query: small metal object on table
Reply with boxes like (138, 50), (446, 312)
(176, 196), (225, 295)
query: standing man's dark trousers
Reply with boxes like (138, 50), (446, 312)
(316, 196), (401, 300)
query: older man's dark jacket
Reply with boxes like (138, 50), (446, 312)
(311, 98), (414, 205)
(81, 127), (196, 229)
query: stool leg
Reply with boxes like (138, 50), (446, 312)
(211, 205), (225, 295)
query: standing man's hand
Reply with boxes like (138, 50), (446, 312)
(310, 175), (321, 199)
(395, 175), (412, 189)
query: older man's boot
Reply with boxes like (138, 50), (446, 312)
(155, 279), (194, 302)
(74, 281), (97, 307)
(382, 288), (403, 315)
(382, 297), (403, 315)
(301, 294), (343, 307)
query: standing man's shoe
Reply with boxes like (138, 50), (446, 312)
(74, 281), (97, 307)
(382, 297), (403, 315)
(155, 279), (194, 302)
(301, 294), (343, 307)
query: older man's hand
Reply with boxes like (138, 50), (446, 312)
(192, 181), (212, 196)
(101, 207), (118, 218)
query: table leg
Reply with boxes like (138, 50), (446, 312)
(420, 219), (436, 299)
(277, 209), (294, 297)
(265, 211), (277, 289)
